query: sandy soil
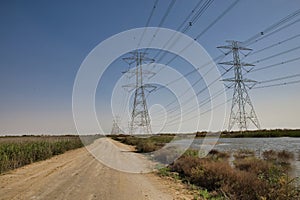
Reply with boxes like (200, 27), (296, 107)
(0, 138), (193, 200)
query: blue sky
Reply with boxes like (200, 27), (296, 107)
(0, 0), (300, 135)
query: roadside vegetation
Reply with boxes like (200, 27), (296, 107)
(219, 129), (300, 138)
(110, 134), (175, 153)
(194, 129), (300, 138)
(166, 149), (299, 200)
(0, 135), (98, 174)
(112, 135), (299, 200)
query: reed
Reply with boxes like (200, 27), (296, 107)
(0, 136), (83, 174)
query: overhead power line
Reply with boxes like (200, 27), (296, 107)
(144, 0), (177, 53)
(158, 0), (177, 27)
(258, 73), (300, 84)
(161, 0), (240, 67)
(251, 45), (300, 64)
(151, 8), (298, 121)
(154, 0), (215, 63)
(150, 66), (231, 118)
(181, 0), (214, 33)
(250, 56), (300, 73)
(159, 97), (232, 128)
(125, 6), (300, 132)
(247, 33), (300, 57)
(243, 8), (300, 46)
(137, 0), (159, 48)
(153, 7), (300, 95)
(245, 18), (300, 47)
(253, 79), (300, 89)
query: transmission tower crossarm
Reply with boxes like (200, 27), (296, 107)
(143, 84), (157, 92)
(221, 78), (237, 82)
(242, 78), (257, 83)
(219, 61), (255, 67)
(217, 45), (233, 50)
(241, 63), (255, 67)
(141, 69), (156, 76)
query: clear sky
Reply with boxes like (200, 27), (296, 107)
(0, 0), (300, 135)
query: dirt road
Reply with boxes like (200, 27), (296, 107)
(0, 138), (191, 200)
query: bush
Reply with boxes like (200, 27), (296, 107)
(170, 154), (299, 200)
(170, 156), (202, 178)
(277, 150), (294, 164)
(262, 150), (277, 161)
(234, 157), (271, 175)
(221, 170), (268, 200)
(233, 149), (255, 160)
(189, 160), (233, 191)
(208, 149), (230, 160)
(136, 141), (157, 152)
(263, 150), (294, 165)
(114, 135), (174, 153)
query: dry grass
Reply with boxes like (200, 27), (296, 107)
(0, 136), (86, 174)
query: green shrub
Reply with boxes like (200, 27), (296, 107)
(157, 167), (171, 177)
(136, 141), (157, 152)
(183, 149), (198, 157)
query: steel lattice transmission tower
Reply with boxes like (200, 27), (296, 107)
(123, 51), (156, 135)
(218, 41), (260, 131)
(110, 116), (123, 135)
